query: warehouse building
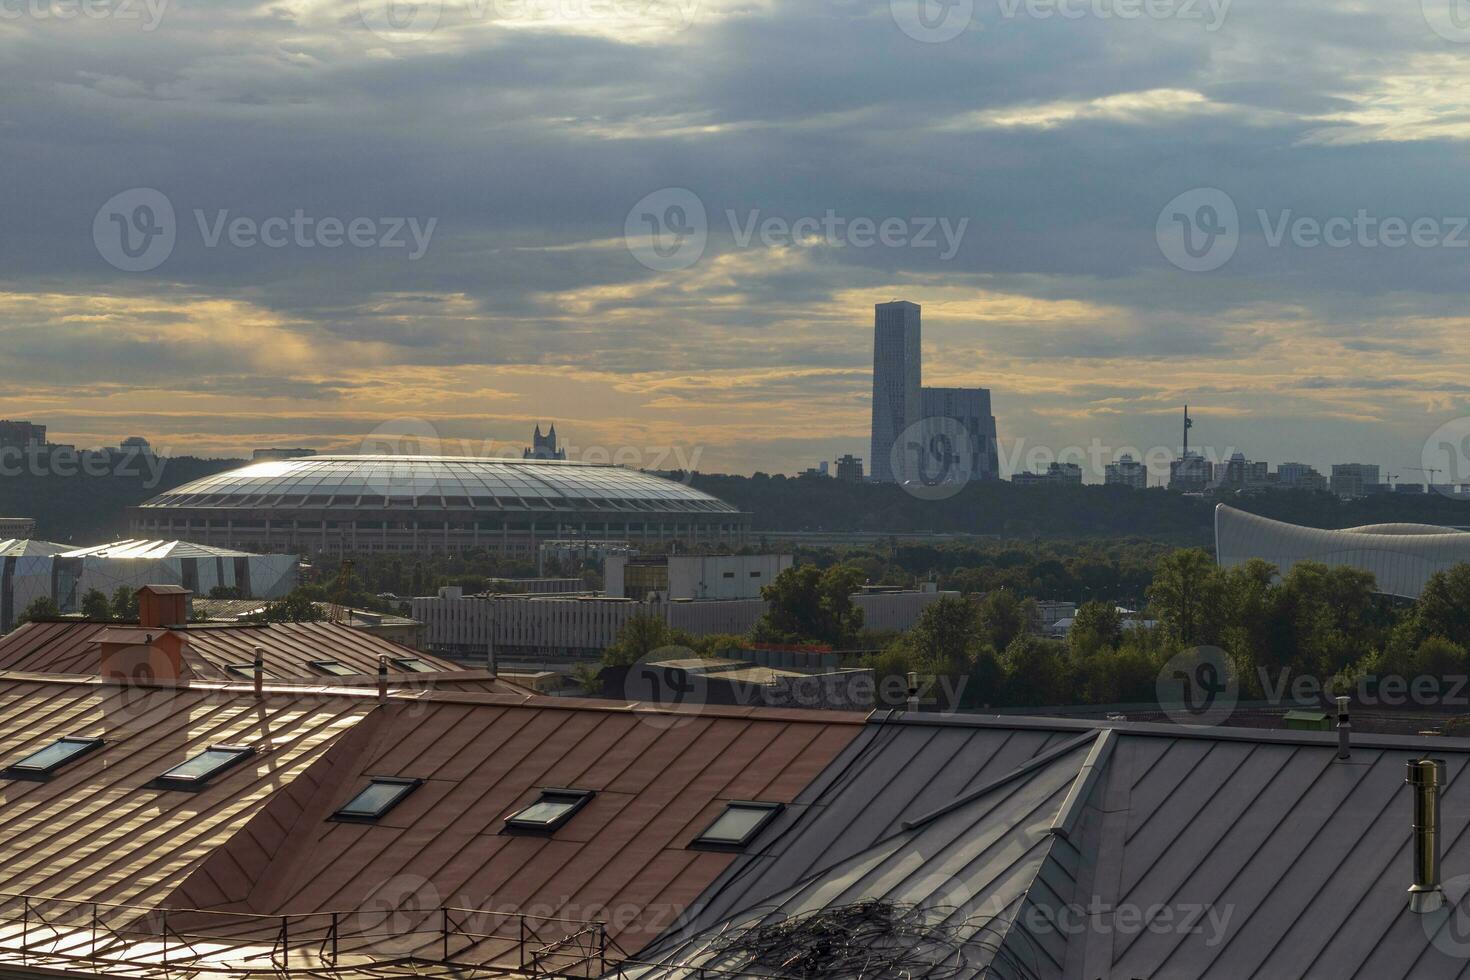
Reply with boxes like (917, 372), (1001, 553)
(129, 455), (749, 556)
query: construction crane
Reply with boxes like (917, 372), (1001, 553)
(1408, 467), (1444, 490)
(328, 559), (355, 625)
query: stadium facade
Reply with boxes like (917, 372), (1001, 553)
(1215, 503), (1470, 599)
(129, 455), (749, 556)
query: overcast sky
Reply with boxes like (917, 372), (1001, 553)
(4, 0), (1470, 482)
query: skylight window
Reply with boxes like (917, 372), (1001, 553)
(309, 660), (357, 677)
(3, 737), (102, 780)
(225, 664), (272, 680)
(504, 789), (594, 833)
(390, 657), (436, 673)
(692, 802), (784, 849)
(151, 745), (255, 790)
(333, 777), (421, 822)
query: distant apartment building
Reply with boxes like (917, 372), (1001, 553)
(1211, 452), (1271, 492)
(870, 301), (922, 483)
(918, 387), (999, 483)
(1168, 454), (1210, 492)
(1013, 462), (1083, 486)
(869, 301), (999, 486)
(1104, 453), (1148, 489)
(605, 554), (793, 601)
(0, 420), (47, 450)
(1276, 462), (1326, 491)
(1331, 463), (1381, 498)
(835, 454), (864, 482)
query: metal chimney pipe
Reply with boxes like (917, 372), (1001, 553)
(1408, 758), (1446, 913)
(253, 645), (265, 698)
(1336, 696), (1351, 760)
(906, 671), (920, 711)
(378, 655), (389, 702)
(486, 638), (498, 679)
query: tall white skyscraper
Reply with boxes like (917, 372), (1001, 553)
(870, 301), (921, 483)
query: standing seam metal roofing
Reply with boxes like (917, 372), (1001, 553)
(626, 713), (1470, 980)
(0, 620), (495, 685)
(165, 696), (868, 960)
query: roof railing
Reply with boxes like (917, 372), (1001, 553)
(0, 892), (610, 979)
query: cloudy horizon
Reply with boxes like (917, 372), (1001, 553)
(5, 0), (1470, 482)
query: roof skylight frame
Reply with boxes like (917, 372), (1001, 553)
(690, 801), (785, 850)
(504, 788), (594, 834)
(390, 657), (438, 674)
(332, 776), (423, 823)
(224, 663), (272, 681)
(2, 736), (104, 781)
(309, 660), (357, 677)
(150, 744), (256, 791)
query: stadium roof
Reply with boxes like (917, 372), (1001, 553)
(58, 539), (261, 559)
(0, 538), (69, 557)
(1215, 503), (1470, 598)
(136, 455), (740, 515)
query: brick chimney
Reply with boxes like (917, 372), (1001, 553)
(96, 627), (189, 683)
(137, 585), (191, 629)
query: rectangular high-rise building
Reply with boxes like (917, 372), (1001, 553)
(918, 387), (998, 483)
(870, 301), (921, 483)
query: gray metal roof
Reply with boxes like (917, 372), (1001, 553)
(625, 713), (1470, 979)
(1216, 503), (1470, 598)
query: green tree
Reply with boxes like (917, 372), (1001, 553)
(906, 595), (981, 675)
(1406, 565), (1470, 648)
(602, 613), (685, 668)
(752, 564), (865, 647)
(1068, 600), (1122, 656)
(18, 596), (60, 624)
(208, 585), (243, 599)
(109, 586), (139, 621)
(252, 590), (322, 623)
(1000, 635), (1072, 707)
(1146, 548), (1225, 647)
(79, 588), (112, 621)
(975, 590), (1036, 653)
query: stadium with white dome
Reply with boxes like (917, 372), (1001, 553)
(130, 456), (748, 556)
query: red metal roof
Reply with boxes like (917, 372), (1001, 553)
(0, 621), (521, 693)
(167, 694), (867, 958)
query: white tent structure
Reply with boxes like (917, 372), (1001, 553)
(1, 539), (297, 633)
(1215, 504), (1470, 599)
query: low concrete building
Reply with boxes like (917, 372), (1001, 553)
(413, 585), (956, 659)
(605, 553), (792, 600)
